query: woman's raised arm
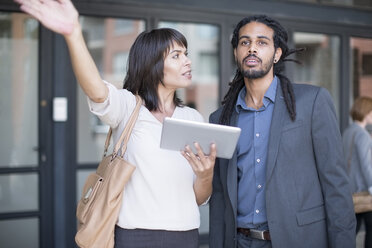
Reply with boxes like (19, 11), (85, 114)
(14, 0), (108, 102)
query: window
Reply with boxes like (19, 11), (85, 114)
(292, 32), (341, 115)
(0, 12), (40, 248)
(158, 21), (220, 121)
(350, 37), (372, 98)
(77, 17), (145, 164)
(362, 54), (372, 76)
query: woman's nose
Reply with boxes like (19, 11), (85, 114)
(185, 56), (191, 67)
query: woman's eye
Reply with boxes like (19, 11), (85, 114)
(173, 54), (179, 59)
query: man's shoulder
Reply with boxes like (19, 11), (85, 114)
(209, 106), (224, 123)
(292, 83), (320, 92)
(291, 83), (331, 100)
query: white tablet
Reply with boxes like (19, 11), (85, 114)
(160, 117), (241, 159)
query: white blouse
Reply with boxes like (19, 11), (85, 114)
(88, 82), (204, 231)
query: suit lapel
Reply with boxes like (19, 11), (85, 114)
(266, 83), (286, 184)
(226, 111), (239, 221)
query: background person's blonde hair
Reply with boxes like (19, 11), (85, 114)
(350, 96), (372, 121)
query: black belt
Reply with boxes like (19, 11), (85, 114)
(237, 228), (271, 241)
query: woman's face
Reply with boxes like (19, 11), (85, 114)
(162, 43), (192, 90)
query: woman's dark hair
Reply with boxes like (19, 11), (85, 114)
(123, 28), (187, 111)
(219, 15), (302, 125)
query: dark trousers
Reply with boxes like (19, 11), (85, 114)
(236, 232), (272, 248)
(114, 225), (199, 248)
(356, 211), (372, 248)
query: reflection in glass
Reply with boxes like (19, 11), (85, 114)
(0, 13), (38, 167)
(0, 173), (38, 213)
(350, 37), (372, 99)
(0, 218), (39, 248)
(77, 17), (145, 164)
(158, 22), (220, 121)
(293, 32), (340, 115)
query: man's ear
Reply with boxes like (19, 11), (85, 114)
(274, 47), (282, 63)
(234, 48), (240, 65)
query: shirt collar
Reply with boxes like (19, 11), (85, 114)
(235, 76), (278, 113)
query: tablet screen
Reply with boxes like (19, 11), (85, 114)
(160, 117), (241, 159)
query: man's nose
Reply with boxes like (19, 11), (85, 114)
(248, 43), (257, 54)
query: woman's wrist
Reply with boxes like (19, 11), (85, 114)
(64, 21), (82, 42)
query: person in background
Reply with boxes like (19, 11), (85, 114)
(209, 14), (356, 248)
(14, 0), (216, 247)
(343, 96), (372, 248)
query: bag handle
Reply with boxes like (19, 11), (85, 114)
(103, 95), (142, 157)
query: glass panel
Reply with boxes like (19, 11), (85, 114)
(292, 32), (340, 115)
(0, 218), (39, 248)
(77, 17), (145, 164)
(272, 0), (372, 8)
(0, 13), (38, 167)
(76, 169), (95, 203)
(158, 22), (220, 121)
(0, 173), (38, 213)
(288, 0), (317, 2)
(322, 0), (372, 9)
(350, 37), (372, 134)
(350, 37), (372, 98)
(199, 204), (209, 234)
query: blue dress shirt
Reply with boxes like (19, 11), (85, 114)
(235, 77), (277, 229)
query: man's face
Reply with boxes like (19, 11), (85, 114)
(234, 21), (282, 79)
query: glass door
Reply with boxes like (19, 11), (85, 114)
(350, 37), (372, 134)
(76, 16), (145, 209)
(0, 12), (49, 248)
(292, 32), (341, 116)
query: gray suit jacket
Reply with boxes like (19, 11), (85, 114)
(209, 82), (356, 248)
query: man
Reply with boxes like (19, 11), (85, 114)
(209, 15), (356, 248)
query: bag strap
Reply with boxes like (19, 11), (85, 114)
(103, 95), (142, 157)
(347, 131), (356, 171)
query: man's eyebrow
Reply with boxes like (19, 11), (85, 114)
(238, 35), (271, 41)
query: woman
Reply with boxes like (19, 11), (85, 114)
(14, 0), (216, 247)
(342, 96), (372, 248)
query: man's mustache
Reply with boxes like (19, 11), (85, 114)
(243, 54), (262, 64)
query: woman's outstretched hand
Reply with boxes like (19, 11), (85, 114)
(14, 0), (79, 36)
(14, 0), (108, 102)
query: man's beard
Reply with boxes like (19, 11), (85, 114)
(238, 55), (275, 79)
